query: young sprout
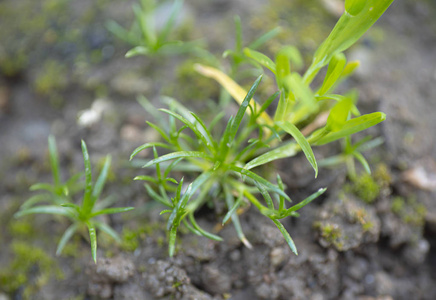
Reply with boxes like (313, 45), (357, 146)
(107, 0), (201, 58)
(15, 138), (134, 263)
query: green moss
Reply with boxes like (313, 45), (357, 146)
(313, 221), (343, 249)
(34, 59), (68, 97)
(352, 173), (380, 203)
(8, 219), (35, 239)
(391, 196), (427, 227)
(0, 241), (63, 297)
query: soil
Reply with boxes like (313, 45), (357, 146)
(1, 0), (436, 299)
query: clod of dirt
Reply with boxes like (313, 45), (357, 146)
(201, 264), (232, 295)
(86, 256), (135, 299)
(143, 259), (213, 299)
(314, 194), (381, 251)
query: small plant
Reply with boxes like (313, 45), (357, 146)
(130, 0), (395, 256)
(15, 137), (134, 263)
(107, 0), (200, 58)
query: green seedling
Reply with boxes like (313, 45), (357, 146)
(107, 0), (200, 57)
(129, 0), (394, 256)
(19, 135), (83, 209)
(15, 138), (134, 263)
(131, 77), (326, 256)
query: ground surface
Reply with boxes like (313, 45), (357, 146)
(1, 0), (436, 299)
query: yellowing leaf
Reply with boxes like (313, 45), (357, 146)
(194, 64), (274, 127)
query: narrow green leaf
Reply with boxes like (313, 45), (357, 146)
(243, 48), (276, 73)
(90, 207), (134, 218)
(133, 175), (158, 183)
(188, 213), (223, 241)
(142, 151), (210, 168)
(56, 223), (80, 256)
(30, 183), (55, 193)
(157, 0), (183, 45)
(134, 1), (156, 46)
(145, 184), (171, 207)
(272, 219), (298, 255)
(314, 112), (386, 145)
(87, 222), (97, 263)
(254, 181), (274, 209)
(245, 142), (299, 170)
(190, 112), (217, 150)
(256, 91), (280, 119)
(81, 140), (93, 213)
(285, 73), (318, 123)
(159, 109), (214, 153)
(285, 188), (326, 214)
(48, 135), (61, 187)
(248, 27), (281, 50)
(352, 152), (371, 174)
(168, 225), (178, 257)
(125, 46), (150, 58)
(222, 194), (242, 225)
(319, 53), (347, 95)
(20, 194), (51, 209)
(130, 142), (172, 161)
(160, 209), (173, 215)
(277, 121), (318, 177)
(14, 205), (74, 219)
(147, 121), (171, 143)
(234, 15), (243, 52)
(229, 75), (263, 142)
(91, 155), (111, 206)
(229, 165), (290, 201)
(94, 221), (122, 243)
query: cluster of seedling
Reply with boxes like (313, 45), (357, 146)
(15, 0), (395, 261)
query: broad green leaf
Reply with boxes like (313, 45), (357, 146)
(245, 142), (299, 170)
(303, 0), (395, 84)
(48, 135), (61, 187)
(56, 223), (80, 256)
(81, 140), (93, 214)
(315, 112), (386, 145)
(90, 207), (135, 218)
(277, 121), (318, 177)
(243, 48), (276, 73)
(87, 222), (97, 263)
(194, 64), (273, 127)
(142, 151), (210, 168)
(91, 155), (111, 206)
(272, 219), (298, 255)
(326, 96), (353, 132)
(318, 53), (347, 95)
(14, 205), (75, 219)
